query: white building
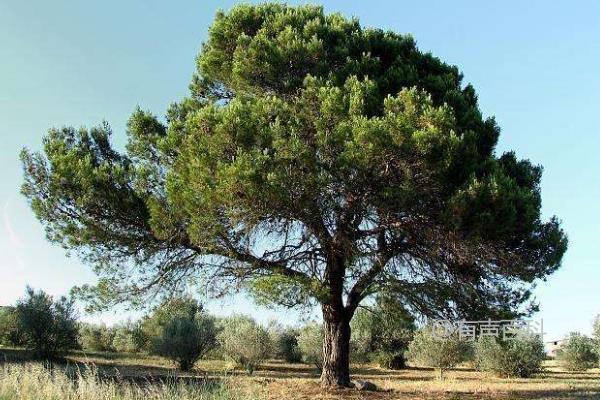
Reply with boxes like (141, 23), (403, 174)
(545, 338), (567, 357)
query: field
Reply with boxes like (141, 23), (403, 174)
(1, 349), (600, 400)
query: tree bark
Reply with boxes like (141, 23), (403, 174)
(320, 305), (351, 387)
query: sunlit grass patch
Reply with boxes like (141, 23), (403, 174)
(0, 362), (261, 400)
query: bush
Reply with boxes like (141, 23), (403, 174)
(111, 323), (143, 353)
(79, 323), (115, 352)
(349, 325), (372, 365)
(112, 328), (136, 353)
(14, 287), (78, 359)
(593, 316), (600, 364)
(152, 313), (218, 371)
(218, 315), (271, 374)
(0, 306), (25, 347)
(271, 326), (302, 363)
(474, 334), (545, 378)
(556, 332), (598, 371)
(350, 294), (415, 369)
(373, 350), (406, 369)
(406, 327), (471, 378)
(139, 296), (203, 352)
(297, 322), (323, 370)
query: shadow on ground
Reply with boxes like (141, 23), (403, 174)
(2, 348), (599, 399)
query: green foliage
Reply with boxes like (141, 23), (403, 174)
(556, 332), (598, 372)
(277, 328), (302, 363)
(372, 351), (406, 370)
(79, 323), (116, 352)
(0, 307), (25, 347)
(297, 322), (324, 370)
(266, 322), (301, 363)
(593, 315), (600, 363)
(349, 320), (372, 365)
(21, 4), (566, 323)
(350, 294), (415, 368)
(138, 296), (203, 352)
(474, 334), (545, 378)
(20, 4), (568, 383)
(406, 327), (471, 377)
(79, 322), (142, 354)
(152, 313), (218, 371)
(111, 328), (137, 353)
(111, 322), (145, 353)
(218, 315), (271, 374)
(14, 287), (78, 359)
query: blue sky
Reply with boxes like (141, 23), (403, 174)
(1, 1), (598, 340)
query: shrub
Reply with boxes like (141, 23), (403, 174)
(112, 328), (136, 353)
(297, 322), (324, 370)
(593, 315), (600, 364)
(556, 332), (598, 371)
(111, 323), (141, 353)
(152, 313), (218, 371)
(14, 287), (78, 359)
(350, 294), (415, 369)
(406, 327), (471, 378)
(79, 323), (116, 352)
(272, 327), (302, 363)
(474, 334), (545, 377)
(349, 324), (372, 365)
(0, 306), (25, 347)
(373, 350), (406, 369)
(218, 315), (271, 374)
(139, 296), (203, 352)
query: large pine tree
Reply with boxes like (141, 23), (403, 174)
(21, 4), (566, 387)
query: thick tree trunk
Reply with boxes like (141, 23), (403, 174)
(320, 306), (351, 388)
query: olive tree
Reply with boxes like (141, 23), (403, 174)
(406, 327), (471, 379)
(138, 296), (203, 351)
(350, 293), (415, 368)
(474, 334), (545, 377)
(268, 323), (302, 363)
(152, 314), (218, 371)
(21, 4), (567, 387)
(79, 323), (116, 352)
(111, 321), (145, 353)
(218, 315), (271, 374)
(14, 287), (79, 359)
(297, 322), (324, 370)
(556, 332), (598, 372)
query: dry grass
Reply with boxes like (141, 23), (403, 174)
(0, 362), (262, 400)
(225, 362), (600, 400)
(1, 349), (599, 399)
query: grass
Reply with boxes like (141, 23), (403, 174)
(1, 349), (600, 399)
(0, 363), (262, 400)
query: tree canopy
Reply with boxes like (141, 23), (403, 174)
(21, 3), (567, 386)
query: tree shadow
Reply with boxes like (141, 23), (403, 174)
(0, 348), (36, 363)
(4, 349), (599, 399)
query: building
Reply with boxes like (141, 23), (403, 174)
(545, 338), (567, 357)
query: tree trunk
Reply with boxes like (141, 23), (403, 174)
(320, 306), (351, 388)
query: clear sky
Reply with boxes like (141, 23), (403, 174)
(1, 0), (598, 340)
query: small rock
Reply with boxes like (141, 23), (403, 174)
(351, 379), (378, 391)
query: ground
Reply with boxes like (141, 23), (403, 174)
(1, 348), (599, 399)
